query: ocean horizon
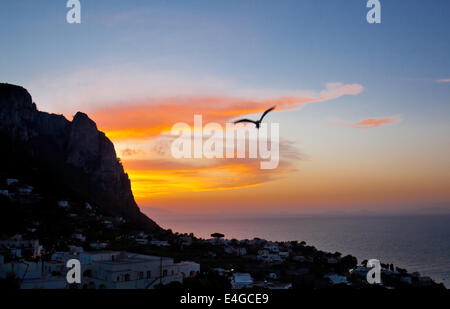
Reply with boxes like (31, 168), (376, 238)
(147, 213), (450, 287)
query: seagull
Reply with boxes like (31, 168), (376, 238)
(234, 106), (276, 129)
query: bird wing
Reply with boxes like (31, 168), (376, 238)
(234, 119), (257, 125)
(259, 106), (276, 122)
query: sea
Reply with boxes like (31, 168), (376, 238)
(149, 213), (450, 287)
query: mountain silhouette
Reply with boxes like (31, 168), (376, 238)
(0, 83), (160, 231)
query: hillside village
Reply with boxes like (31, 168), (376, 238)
(0, 177), (444, 290)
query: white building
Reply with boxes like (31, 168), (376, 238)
(150, 240), (169, 247)
(263, 242), (279, 253)
(233, 247), (247, 256)
(79, 251), (199, 289)
(102, 221), (114, 228)
(58, 201), (69, 208)
(326, 257), (339, 264)
(18, 186), (33, 194)
(0, 259), (67, 289)
(279, 251), (289, 258)
(325, 273), (349, 285)
(257, 250), (283, 264)
(71, 233), (86, 242)
(0, 237), (43, 257)
(400, 276), (413, 285)
(231, 273), (254, 289)
(6, 179), (19, 186)
(90, 242), (108, 250)
(135, 238), (149, 245)
(68, 245), (84, 254)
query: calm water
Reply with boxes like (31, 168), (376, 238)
(152, 214), (450, 287)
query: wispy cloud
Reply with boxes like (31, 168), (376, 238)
(333, 116), (401, 129)
(437, 78), (450, 83)
(27, 67), (362, 196)
(90, 82), (363, 141)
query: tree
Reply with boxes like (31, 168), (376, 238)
(211, 233), (224, 239)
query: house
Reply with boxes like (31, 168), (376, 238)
(18, 186), (33, 194)
(257, 249), (269, 256)
(71, 233), (86, 242)
(6, 179), (19, 186)
(136, 238), (149, 245)
(0, 237), (43, 258)
(102, 220), (114, 228)
(0, 259), (67, 289)
(58, 201), (69, 208)
(224, 246), (233, 254)
(279, 251), (289, 258)
(137, 232), (148, 238)
(213, 268), (227, 276)
(257, 250), (283, 264)
(417, 276), (433, 287)
(150, 240), (169, 247)
(68, 245), (84, 254)
(400, 276), (413, 285)
(269, 254), (283, 263)
(90, 243), (108, 250)
(265, 282), (292, 289)
(233, 247), (247, 256)
(263, 242), (279, 253)
(231, 273), (254, 289)
(325, 273), (349, 285)
(349, 266), (370, 278)
(326, 257), (339, 264)
(292, 255), (306, 262)
(80, 251), (199, 289)
(180, 236), (193, 247)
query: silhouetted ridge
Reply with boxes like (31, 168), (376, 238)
(0, 83), (160, 231)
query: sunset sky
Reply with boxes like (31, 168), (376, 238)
(1, 0), (450, 215)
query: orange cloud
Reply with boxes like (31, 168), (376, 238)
(125, 158), (297, 198)
(122, 138), (303, 197)
(85, 82), (361, 202)
(437, 78), (450, 83)
(334, 116), (400, 129)
(90, 83), (363, 141)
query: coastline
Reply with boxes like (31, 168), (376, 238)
(149, 213), (450, 288)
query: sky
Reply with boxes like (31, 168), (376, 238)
(1, 0), (450, 215)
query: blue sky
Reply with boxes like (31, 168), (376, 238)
(1, 1), (449, 116)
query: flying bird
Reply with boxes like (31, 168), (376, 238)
(234, 106), (276, 129)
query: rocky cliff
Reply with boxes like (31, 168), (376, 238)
(0, 83), (160, 230)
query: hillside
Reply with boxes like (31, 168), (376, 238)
(0, 83), (160, 232)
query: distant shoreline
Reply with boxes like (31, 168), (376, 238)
(150, 214), (450, 288)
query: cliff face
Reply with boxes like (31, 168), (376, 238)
(0, 83), (160, 230)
